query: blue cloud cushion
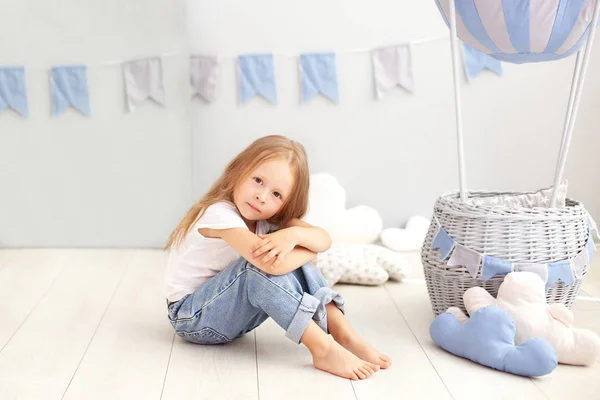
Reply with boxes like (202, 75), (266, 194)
(430, 306), (557, 377)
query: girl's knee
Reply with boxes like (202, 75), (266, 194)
(300, 263), (329, 286)
(246, 263), (296, 282)
(245, 265), (305, 299)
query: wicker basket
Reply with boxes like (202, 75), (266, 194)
(421, 190), (591, 315)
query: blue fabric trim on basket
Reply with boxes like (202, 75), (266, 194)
(432, 221), (593, 284)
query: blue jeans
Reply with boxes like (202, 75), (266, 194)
(167, 257), (345, 344)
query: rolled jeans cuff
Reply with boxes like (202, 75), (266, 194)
(284, 288), (345, 344)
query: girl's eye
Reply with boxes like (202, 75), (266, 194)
(273, 192), (281, 199)
(254, 177), (263, 184)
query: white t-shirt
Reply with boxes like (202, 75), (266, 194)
(164, 201), (274, 303)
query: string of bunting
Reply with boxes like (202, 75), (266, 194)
(0, 37), (503, 117)
(431, 220), (597, 287)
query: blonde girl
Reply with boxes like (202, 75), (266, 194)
(164, 135), (390, 380)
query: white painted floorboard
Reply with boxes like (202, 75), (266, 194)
(0, 249), (598, 400)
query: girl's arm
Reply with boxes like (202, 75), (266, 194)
(250, 219), (329, 268)
(198, 227), (316, 276)
(283, 218), (332, 253)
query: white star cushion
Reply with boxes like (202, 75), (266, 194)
(317, 243), (411, 286)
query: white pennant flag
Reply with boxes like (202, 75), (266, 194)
(190, 55), (219, 102)
(514, 263), (549, 283)
(572, 250), (589, 280)
(123, 57), (166, 112)
(372, 44), (414, 100)
(447, 244), (481, 278)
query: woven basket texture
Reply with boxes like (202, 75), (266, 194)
(421, 191), (590, 315)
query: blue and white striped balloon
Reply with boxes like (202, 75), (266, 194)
(435, 0), (599, 63)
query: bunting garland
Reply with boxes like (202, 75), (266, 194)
(0, 35), (506, 117)
(432, 223), (596, 287)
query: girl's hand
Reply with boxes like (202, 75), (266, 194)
(251, 229), (298, 270)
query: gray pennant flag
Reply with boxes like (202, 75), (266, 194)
(514, 263), (549, 283)
(447, 244), (481, 278)
(123, 57), (166, 112)
(372, 44), (414, 100)
(190, 55), (219, 103)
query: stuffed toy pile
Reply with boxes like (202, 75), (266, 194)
(380, 216), (430, 252)
(430, 271), (600, 375)
(303, 173), (384, 244)
(430, 305), (558, 376)
(302, 173), (411, 285)
(463, 272), (600, 366)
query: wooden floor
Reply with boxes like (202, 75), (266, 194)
(0, 249), (598, 400)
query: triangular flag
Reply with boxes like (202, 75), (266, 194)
(481, 255), (513, 281)
(462, 43), (502, 82)
(432, 227), (455, 260)
(299, 52), (339, 104)
(51, 65), (91, 116)
(0, 66), (29, 117)
(372, 44), (414, 99)
(123, 57), (166, 112)
(514, 263), (548, 283)
(572, 238), (593, 280)
(447, 244), (481, 278)
(586, 234), (596, 260)
(238, 54), (277, 104)
(547, 260), (574, 287)
(190, 55), (219, 103)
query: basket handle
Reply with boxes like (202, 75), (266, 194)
(448, 0), (468, 202)
(550, 0), (600, 207)
(448, 0), (600, 205)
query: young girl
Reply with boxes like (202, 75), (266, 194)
(164, 135), (391, 380)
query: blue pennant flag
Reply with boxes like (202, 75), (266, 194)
(0, 66), (29, 117)
(432, 227), (455, 260)
(300, 52), (339, 104)
(462, 43), (502, 82)
(546, 260), (574, 287)
(482, 255), (513, 281)
(51, 65), (91, 116)
(238, 54), (277, 104)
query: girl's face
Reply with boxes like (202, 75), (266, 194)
(233, 159), (294, 223)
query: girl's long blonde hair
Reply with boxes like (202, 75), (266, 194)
(165, 135), (310, 250)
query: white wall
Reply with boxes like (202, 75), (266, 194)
(189, 0), (600, 230)
(2, 1), (600, 248)
(0, 0), (192, 247)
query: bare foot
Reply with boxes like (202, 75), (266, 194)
(312, 338), (380, 380)
(337, 333), (392, 369)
